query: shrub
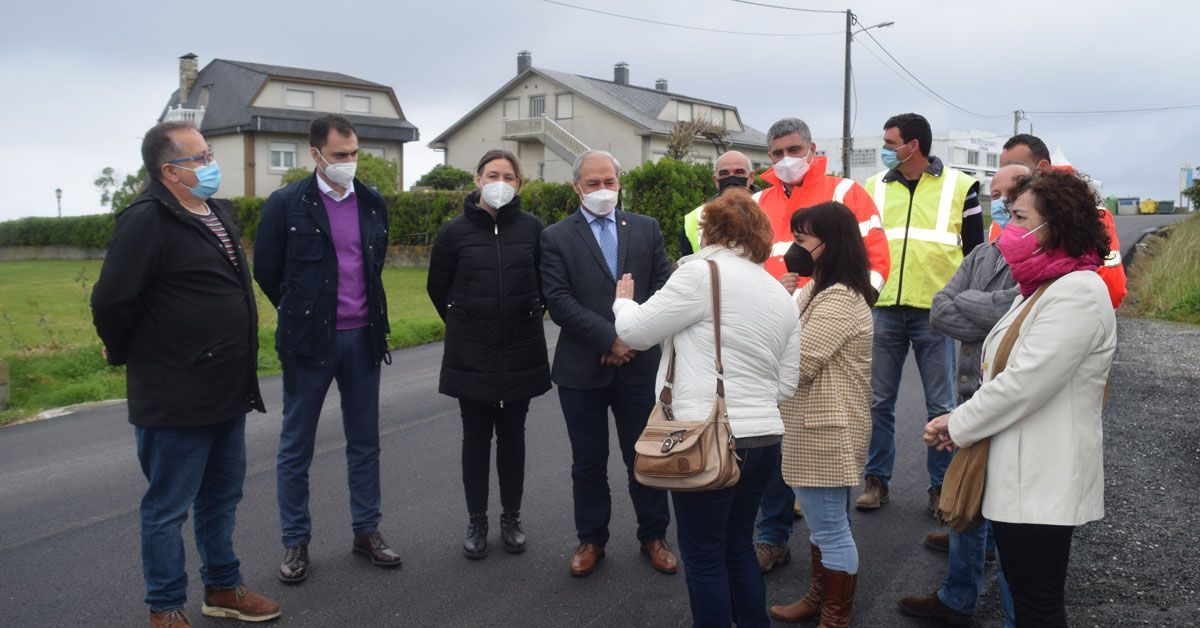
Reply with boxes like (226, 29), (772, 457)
(520, 180), (578, 226)
(621, 158), (717, 259)
(414, 164), (474, 190)
(385, 190), (469, 245)
(228, 196), (265, 243)
(0, 214), (116, 250)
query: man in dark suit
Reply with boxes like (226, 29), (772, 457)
(539, 150), (676, 577)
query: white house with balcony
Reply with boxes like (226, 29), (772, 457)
(158, 53), (419, 197)
(428, 52), (770, 183)
(817, 129), (1007, 196)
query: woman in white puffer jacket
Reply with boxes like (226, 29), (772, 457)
(612, 189), (799, 628)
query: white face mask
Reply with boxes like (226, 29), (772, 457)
(773, 155), (811, 184)
(481, 181), (516, 209)
(316, 150), (357, 188)
(580, 188), (618, 216)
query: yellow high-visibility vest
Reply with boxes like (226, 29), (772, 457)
(867, 165), (975, 309)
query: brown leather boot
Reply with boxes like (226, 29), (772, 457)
(201, 584), (281, 622)
(149, 609), (191, 627)
(768, 544), (824, 623)
(818, 569), (857, 628)
(855, 475), (888, 510)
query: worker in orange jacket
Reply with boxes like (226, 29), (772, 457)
(998, 134), (1126, 308)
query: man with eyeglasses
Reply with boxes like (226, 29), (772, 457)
(254, 114), (399, 584)
(92, 121), (280, 627)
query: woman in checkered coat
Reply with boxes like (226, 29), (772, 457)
(769, 202), (876, 627)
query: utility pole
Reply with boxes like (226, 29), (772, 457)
(841, 10), (853, 179)
(1012, 110), (1025, 136)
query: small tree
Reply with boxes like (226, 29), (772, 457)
(1183, 181), (1200, 210)
(279, 153), (399, 196)
(666, 119), (729, 160)
(95, 166), (147, 212)
(622, 158), (716, 259)
(414, 164), (474, 190)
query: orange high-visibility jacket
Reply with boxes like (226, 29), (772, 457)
(989, 207), (1125, 308)
(755, 156), (891, 289)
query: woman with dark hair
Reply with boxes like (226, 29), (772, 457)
(769, 202), (874, 627)
(612, 189), (801, 627)
(426, 149), (551, 559)
(923, 169), (1115, 627)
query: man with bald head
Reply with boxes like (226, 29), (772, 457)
(679, 150), (758, 256)
(893, 162), (1031, 627)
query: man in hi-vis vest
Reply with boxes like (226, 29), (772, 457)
(858, 113), (984, 514)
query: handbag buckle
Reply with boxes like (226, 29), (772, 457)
(661, 429), (687, 453)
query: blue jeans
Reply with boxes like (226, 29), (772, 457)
(752, 457), (795, 546)
(558, 380), (670, 547)
(866, 307), (956, 490)
(672, 443), (778, 628)
(278, 327), (382, 547)
(136, 416), (246, 611)
(939, 521), (1016, 622)
(793, 487), (858, 573)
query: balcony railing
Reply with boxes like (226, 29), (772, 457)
(502, 115), (589, 162)
(165, 105), (205, 128)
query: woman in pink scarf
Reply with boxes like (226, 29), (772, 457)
(923, 169), (1115, 628)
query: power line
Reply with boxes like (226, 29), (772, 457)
(1025, 103), (1200, 116)
(728, 0), (847, 14)
(540, 0), (842, 37)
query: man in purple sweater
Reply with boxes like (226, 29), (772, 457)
(254, 115), (398, 583)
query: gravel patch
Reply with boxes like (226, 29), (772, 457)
(970, 316), (1200, 627)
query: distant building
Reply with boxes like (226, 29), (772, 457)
(429, 51), (770, 182)
(158, 53), (418, 197)
(818, 129), (1005, 195)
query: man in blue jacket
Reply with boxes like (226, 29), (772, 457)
(254, 114), (399, 583)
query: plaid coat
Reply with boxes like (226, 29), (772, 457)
(781, 283), (873, 487)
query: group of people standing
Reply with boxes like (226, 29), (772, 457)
(92, 109), (1120, 627)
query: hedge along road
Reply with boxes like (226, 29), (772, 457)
(0, 213), (1189, 626)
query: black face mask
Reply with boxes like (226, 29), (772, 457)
(717, 175), (750, 193)
(784, 242), (818, 277)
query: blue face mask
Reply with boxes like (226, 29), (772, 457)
(990, 196), (1010, 229)
(173, 161), (222, 200)
(881, 146), (909, 170)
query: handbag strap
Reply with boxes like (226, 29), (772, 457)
(990, 278), (1057, 377)
(660, 260), (724, 406)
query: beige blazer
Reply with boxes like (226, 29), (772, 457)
(781, 283), (873, 487)
(948, 271), (1116, 526)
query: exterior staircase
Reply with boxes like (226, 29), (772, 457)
(502, 115), (589, 163)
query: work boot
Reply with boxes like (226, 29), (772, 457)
(768, 544), (824, 622)
(928, 486), (942, 514)
(754, 542), (791, 573)
(149, 609), (191, 627)
(463, 513), (488, 559)
(818, 569), (857, 628)
(924, 531), (950, 553)
(201, 584), (282, 622)
(855, 475), (889, 510)
(898, 592), (973, 627)
(500, 511), (527, 554)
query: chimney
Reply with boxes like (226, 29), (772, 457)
(655, 78), (669, 92)
(179, 52), (199, 103)
(517, 50), (532, 74)
(614, 62), (629, 85)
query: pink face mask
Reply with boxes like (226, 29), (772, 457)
(996, 222), (1046, 266)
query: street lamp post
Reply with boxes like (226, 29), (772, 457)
(842, 14), (894, 179)
(55, 188), (62, 218)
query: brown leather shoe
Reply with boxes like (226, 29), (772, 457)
(201, 585), (282, 622)
(640, 539), (678, 574)
(353, 531), (402, 568)
(928, 486), (942, 514)
(754, 542), (791, 573)
(768, 544), (824, 623)
(819, 569), (857, 628)
(149, 609), (191, 627)
(855, 475), (889, 511)
(279, 543), (309, 583)
(924, 531), (950, 553)
(897, 592), (972, 627)
(569, 543), (605, 577)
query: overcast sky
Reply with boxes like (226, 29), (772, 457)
(1, 0), (1197, 220)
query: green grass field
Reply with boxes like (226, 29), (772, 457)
(1127, 214), (1200, 325)
(0, 260), (443, 424)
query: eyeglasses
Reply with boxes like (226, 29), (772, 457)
(167, 150), (215, 166)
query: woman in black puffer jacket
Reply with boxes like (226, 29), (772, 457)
(426, 149), (551, 559)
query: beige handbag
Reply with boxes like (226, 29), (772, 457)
(937, 280), (1054, 532)
(633, 260), (741, 492)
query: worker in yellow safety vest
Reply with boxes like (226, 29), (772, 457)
(857, 113), (985, 514)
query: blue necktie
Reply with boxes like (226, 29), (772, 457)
(596, 218), (617, 279)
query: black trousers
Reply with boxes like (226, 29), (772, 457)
(459, 398), (530, 516)
(992, 521), (1076, 628)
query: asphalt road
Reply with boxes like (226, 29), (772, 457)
(0, 213), (1188, 627)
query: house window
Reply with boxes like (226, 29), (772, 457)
(530, 95), (545, 118)
(284, 89), (315, 109)
(361, 146), (385, 158)
(967, 150), (980, 166)
(952, 147), (968, 164)
(556, 93), (573, 119)
(502, 98), (519, 119)
(710, 109), (724, 127)
(849, 148), (876, 167)
(677, 102), (693, 122)
(269, 142), (298, 170)
(343, 94), (371, 114)
(986, 153), (999, 168)
(196, 85), (211, 109)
